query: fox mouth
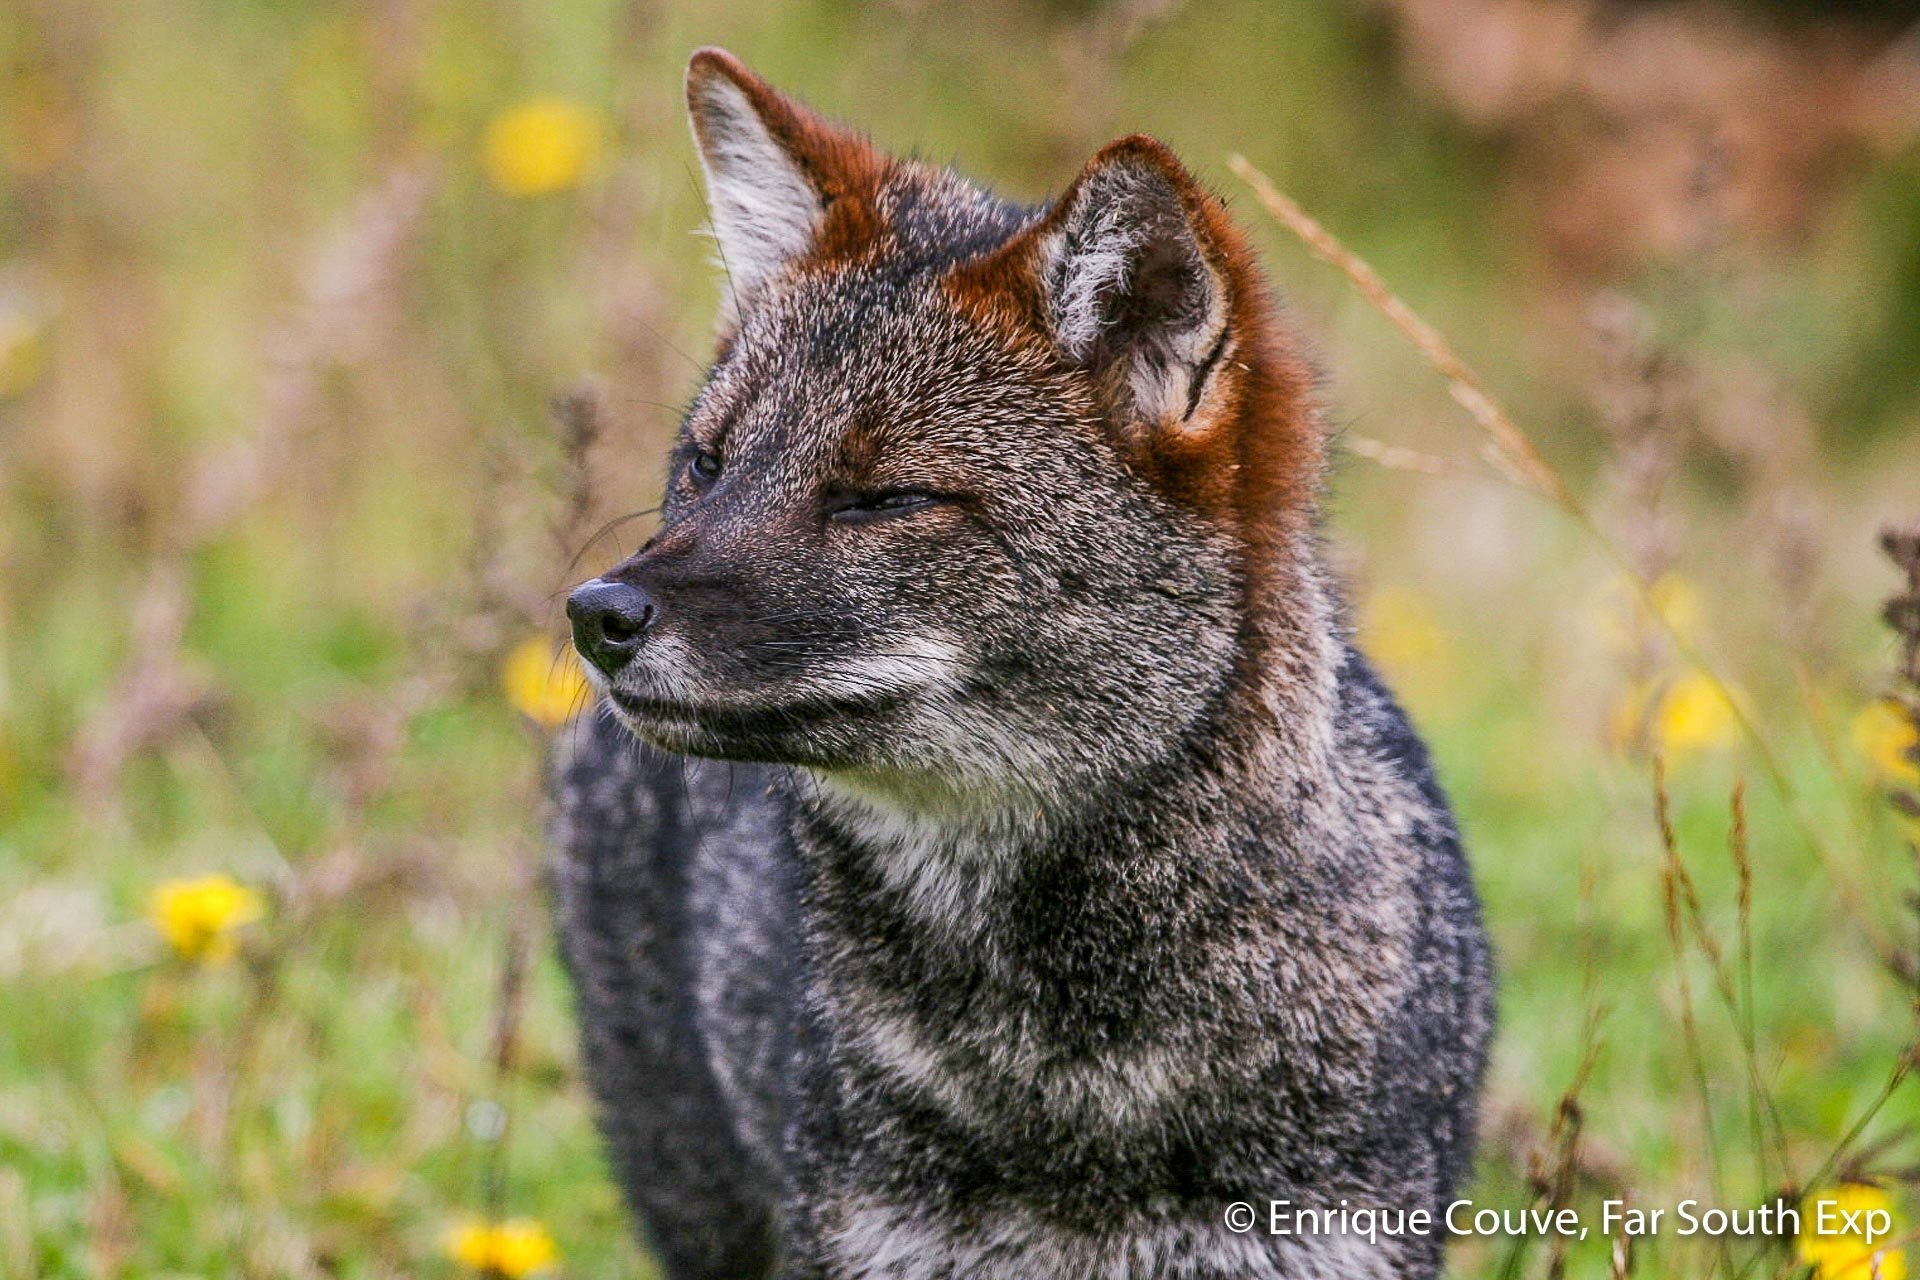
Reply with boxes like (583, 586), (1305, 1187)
(605, 685), (905, 740)
(581, 629), (967, 764)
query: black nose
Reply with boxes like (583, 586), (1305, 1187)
(567, 579), (655, 675)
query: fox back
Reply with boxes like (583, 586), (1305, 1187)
(551, 48), (1493, 1280)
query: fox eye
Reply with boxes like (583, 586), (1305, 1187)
(688, 449), (723, 487)
(828, 491), (944, 523)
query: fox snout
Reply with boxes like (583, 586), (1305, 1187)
(567, 578), (656, 676)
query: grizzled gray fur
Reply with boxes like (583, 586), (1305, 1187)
(550, 47), (1494, 1280)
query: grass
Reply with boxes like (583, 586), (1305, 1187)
(3, 0), (1919, 1276)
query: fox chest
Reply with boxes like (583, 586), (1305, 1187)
(827, 987), (1241, 1136)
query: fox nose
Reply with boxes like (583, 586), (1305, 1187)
(567, 579), (656, 675)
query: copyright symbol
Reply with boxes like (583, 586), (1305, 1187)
(1224, 1202), (1257, 1234)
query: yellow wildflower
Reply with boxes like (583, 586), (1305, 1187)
(1609, 672), (1746, 758)
(1854, 698), (1920, 788)
(1646, 574), (1704, 641)
(1651, 672), (1742, 757)
(482, 99), (601, 196)
(444, 1218), (559, 1277)
(0, 308), (46, 398)
(147, 875), (266, 966)
(1595, 572), (1704, 654)
(1799, 1184), (1905, 1280)
(501, 637), (590, 728)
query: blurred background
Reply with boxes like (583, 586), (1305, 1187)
(3, 1), (1920, 1276)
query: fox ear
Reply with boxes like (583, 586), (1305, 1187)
(685, 48), (879, 319)
(1037, 138), (1233, 431)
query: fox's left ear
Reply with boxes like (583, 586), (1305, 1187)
(1034, 137), (1236, 433)
(685, 48), (883, 320)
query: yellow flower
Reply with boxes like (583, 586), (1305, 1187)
(1360, 587), (1454, 686)
(147, 875), (266, 966)
(0, 309), (47, 399)
(1651, 672), (1742, 757)
(482, 99), (601, 196)
(444, 1218), (558, 1277)
(1595, 573), (1705, 654)
(1855, 699), (1920, 788)
(1609, 672), (1746, 758)
(501, 637), (590, 728)
(1646, 574), (1704, 641)
(1799, 1184), (1906, 1280)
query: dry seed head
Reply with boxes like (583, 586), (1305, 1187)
(1884, 522), (1920, 687)
(1883, 525), (1920, 580)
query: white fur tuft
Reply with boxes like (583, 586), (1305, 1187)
(689, 76), (823, 316)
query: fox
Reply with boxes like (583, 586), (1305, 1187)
(550, 47), (1494, 1280)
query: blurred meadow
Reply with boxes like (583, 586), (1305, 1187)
(3, 0), (1920, 1276)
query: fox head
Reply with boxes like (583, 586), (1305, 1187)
(570, 48), (1331, 811)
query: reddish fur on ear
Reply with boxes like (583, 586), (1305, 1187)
(946, 136), (1325, 544)
(685, 48), (888, 268)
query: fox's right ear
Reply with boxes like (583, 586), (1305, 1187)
(685, 48), (882, 322)
(956, 136), (1240, 443)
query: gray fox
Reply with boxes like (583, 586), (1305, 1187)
(551, 47), (1493, 1280)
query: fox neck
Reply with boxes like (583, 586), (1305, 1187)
(791, 538), (1348, 940)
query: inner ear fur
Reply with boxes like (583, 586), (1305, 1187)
(684, 48), (885, 320)
(1036, 136), (1238, 433)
